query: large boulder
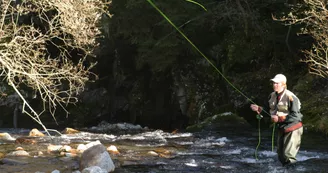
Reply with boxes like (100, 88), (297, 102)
(80, 144), (115, 172)
(186, 112), (252, 132)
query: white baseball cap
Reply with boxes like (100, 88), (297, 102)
(271, 74), (287, 83)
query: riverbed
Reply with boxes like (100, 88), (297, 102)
(0, 122), (328, 173)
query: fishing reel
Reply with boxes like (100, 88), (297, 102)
(256, 114), (263, 120)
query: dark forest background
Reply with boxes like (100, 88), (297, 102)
(1, 0), (328, 134)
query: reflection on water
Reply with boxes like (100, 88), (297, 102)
(0, 124), (328, 173)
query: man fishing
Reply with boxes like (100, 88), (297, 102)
(250, 74), (303, 166)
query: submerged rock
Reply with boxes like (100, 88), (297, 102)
(15, 137), (37, 145)
(0, 158), (28, 165)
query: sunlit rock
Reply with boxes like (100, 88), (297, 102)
(15, 137), (37, 145)
(0, 132), (16, 141)
(159, 153), (174, 158)
(62, 127), (80, 134)
(29, 128), (45, 137)
(81, 166), (107, 173)
(107, 145), (120, 155)
(154, 148), (171, 155)
(7, 150), (30, 157)
(70, 148), (78, 155)
(77, 144), (87, 153)
(15, 147), (24, 151)
(47, 144), (63, 153)
(61, 145), (72, 152)
(60, 151), (66, 156)
(80, 144), (115, 172)
(147, 151), (159, 156)
(38, 151), (44, 156)
(152, 148), (174, 158)
(0, 152), (5, 158)
(85, 140), (102, 149)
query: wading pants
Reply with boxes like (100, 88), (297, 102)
(277, 126), (303, 165)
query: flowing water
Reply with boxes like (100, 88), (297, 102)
(0, 122), (328, 173)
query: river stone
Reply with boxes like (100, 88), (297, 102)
(80, 144), (115, 172)
(29, 128), (45, 137)
(85, 140), (102, 149)
(7, 150), (30, 157)
(0, 158), (28, 165)
(0, 132), (16, 141)
(15, 137), (37, 144)
(62, 127), (80, 134)
(82, 166), (107, 173)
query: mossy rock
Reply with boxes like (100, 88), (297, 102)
(186, 112), (250, 132)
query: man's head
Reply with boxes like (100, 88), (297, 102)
(271, 74), (287, 93)
(271, 74), (287, 84)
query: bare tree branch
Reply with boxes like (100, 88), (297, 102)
(273, 0), (328, 77)
(0, 0), (112, 135)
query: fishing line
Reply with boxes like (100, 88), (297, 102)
(146, 0), (275, 159)
(271, 122), (276, 152)
(255, 115), (261, 160)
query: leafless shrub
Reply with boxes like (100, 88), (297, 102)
(274, 0), (328, 77)
(0, 0), (111, 135)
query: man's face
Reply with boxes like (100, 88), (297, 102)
(273, 82), (284, 93)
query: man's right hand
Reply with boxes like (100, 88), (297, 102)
(250, 104), (261, 114)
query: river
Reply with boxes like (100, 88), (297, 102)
(0, 121), (328, 173)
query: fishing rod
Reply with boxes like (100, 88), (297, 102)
(146, 0), (276, 159)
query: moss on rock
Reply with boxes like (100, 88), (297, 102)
(186, 112), (250, 132)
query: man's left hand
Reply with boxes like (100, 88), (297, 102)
(271, 115), (278, 123)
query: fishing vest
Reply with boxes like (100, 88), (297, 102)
(268, 89), (301, 116)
